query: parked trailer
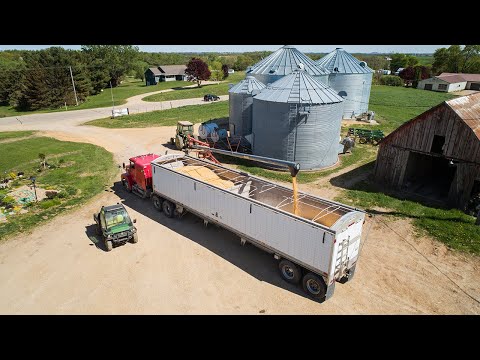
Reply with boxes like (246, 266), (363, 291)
(150, 154), (366, 301)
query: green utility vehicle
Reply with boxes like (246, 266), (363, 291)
(93, 204), (138, 251)
(170, 121), (196, 150)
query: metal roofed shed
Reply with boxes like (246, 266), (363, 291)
(252, 68), (345, 170)
(316, 48), (374, 118)
(246, 45), (330, 86)
(228, 76), (266, 136)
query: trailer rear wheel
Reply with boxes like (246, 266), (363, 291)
(302, 273), (327, 300)
(162, 200), (175, 218)
(279, 259), (302, 284)
(152, 195), (163, 211)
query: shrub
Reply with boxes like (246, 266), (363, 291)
(39, 198), (61, 209)
(65, 186), (77, 196)
(380, 75), (403, 86)
(1, 196), (16, 207)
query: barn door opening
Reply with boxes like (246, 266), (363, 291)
(402, 152), (456, 202)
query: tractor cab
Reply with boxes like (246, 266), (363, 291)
(171, 121), (196, 150)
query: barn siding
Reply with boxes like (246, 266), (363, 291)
(375, 101), (480, 210)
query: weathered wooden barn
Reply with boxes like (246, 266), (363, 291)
(374, 92), (480, 210)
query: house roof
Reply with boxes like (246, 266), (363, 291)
(382, 93), (480, 144)
(436, 74), (468, 84)
(439, 73), (480, 82)
(158, 65), (187, 76)
(446, 92), (480, 139)
(148, 67), (162, 76)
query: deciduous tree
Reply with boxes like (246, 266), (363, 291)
(185, 58), (211, 87)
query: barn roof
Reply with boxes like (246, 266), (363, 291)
(381, 92), (480, 144)
(446, 92), (480, 139)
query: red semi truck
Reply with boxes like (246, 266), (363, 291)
(121, 153), (160, 199)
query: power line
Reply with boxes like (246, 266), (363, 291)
(376, 217), (480, 306)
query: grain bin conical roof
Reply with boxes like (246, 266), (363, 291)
(247, 45), (330, 78)
(254, 69), (344, 104)
(316, 48), (374, 74)
(228, 76), (266, 94)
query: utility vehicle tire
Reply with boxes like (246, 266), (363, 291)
(359, 137), (368, 144)
(105, 239), (113, 252)
(162, 200), (175, 218)
(278, 259), (302, 284)
(130, 233), (138, 244)
(152, 195), (163, 211)
(302, 273), (327, 301)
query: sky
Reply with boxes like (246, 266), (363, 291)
(0, 45), (448, 54)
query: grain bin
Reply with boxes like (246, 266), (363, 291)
(316, 48), (374, 118)
(228, 76), (265, 136)
(246, 45), (330, 86)
(252, 68), (345, 170)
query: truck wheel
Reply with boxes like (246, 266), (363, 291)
(152, 195), (163, 211)
(278, 259), (302, 284)
(122, 179), (132, 193)
(105, 239), (113, 252)
(302, 273), (327, 300)
(130, 233), (138, 244)
(162, 200), (175, 218)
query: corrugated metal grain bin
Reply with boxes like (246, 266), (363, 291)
(252, 68), (344, 170)
(228, 76), (266, 136)
(246, 45), (330, 86)
(316, 48), (374, 118)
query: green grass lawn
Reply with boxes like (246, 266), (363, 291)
(85, 101), (228, 128)
(0, 130), (36, 141)
(0, 79), (190, 117)
(336, 180), (480, 255)
(415, 55), (434, 66)
(0, 133), (116, 240)
(368, 85), (455, 133)
(142, 72), (245, 102)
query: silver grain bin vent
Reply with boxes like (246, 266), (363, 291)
(228, 76), (266, 137)
(316, 48), (374, 118)
(246, 45), (330, 87)
(252, 69), (345, 170)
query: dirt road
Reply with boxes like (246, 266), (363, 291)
(1, 107), (479, 314)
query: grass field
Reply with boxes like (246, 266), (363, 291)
(415, 55), (434, 66)
(0, 130), (35, 141)
(368, 85), (454, 133)
(0, 133), (116, 240)
(142, 72), (245, 102)
(337, 181), (480, 255)
(0, 79), (190, 117)
(85, 101), (228, 128)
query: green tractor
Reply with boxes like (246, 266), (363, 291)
(170, 121), (196, 150)
(93, 204), (138, 252)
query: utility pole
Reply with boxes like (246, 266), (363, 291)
(69, 66), (79, 106)
(110, 81), (115, 114)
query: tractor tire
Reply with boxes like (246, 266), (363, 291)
(162, 200), (175, 218)
(302, 273), (327, 301)
(130, 233), (138, 244)
(278, 259), (302, 284)
(175, 135), (184, 150)
(152, 195), (163, 211)
(122, 179), (132, 193)
(359, 137), (368, 144)
(105, 239), (113, 252)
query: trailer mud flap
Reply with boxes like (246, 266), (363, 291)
(325, 281), (336, 301)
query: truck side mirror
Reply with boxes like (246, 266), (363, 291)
(133, 219), (137, 223)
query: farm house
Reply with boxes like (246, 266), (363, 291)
(374, 93), (480, 210)
(145, 65), (187, 86)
